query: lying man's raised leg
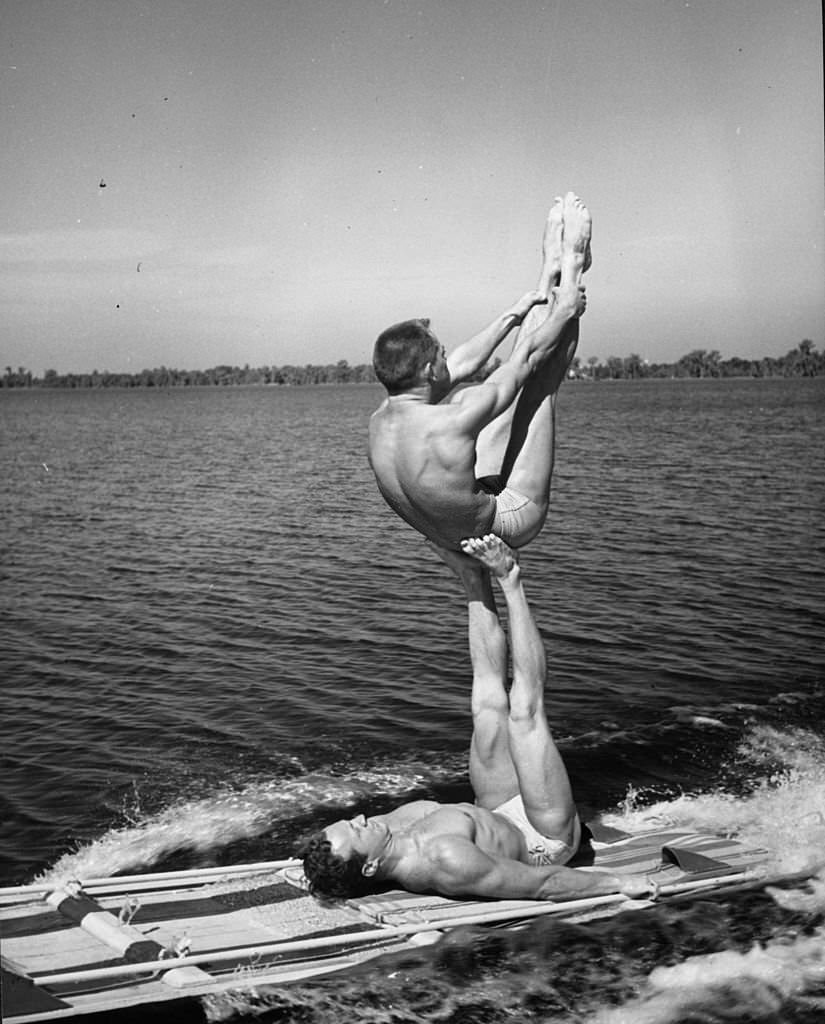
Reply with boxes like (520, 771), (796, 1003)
(429, 544), (518, 810)
(461, 534), (580, 852)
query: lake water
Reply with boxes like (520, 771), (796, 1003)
(1, 377), (824, 1023)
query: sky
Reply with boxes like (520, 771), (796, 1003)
(2, 0), (823, 375)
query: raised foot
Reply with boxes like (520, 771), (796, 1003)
(460, 534), (519, 579)
(539, 197), (564, 290)
(561, 192), (592, 277)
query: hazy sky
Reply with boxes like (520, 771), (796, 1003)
(2, 0), (823, 374)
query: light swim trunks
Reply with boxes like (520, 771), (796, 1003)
(493, 795), (581, 866)
(478, 476), (542, 545)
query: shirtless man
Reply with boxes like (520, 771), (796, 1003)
(368, 192), (590, 551)
(300, 535), (649, 902)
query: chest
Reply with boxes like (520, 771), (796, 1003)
(414, 805), (478, 840)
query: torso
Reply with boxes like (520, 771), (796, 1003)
(368, 397), (496, 549)
(377, 799), (527, 864)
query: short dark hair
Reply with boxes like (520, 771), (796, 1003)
(299, 832), (374, 900)
(373, 319), (439, 394)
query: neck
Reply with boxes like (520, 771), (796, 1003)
(387, 385), (430, 404)
(371, 830), (411, 880)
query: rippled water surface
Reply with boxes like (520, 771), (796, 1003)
(1, 378), (824, 1023)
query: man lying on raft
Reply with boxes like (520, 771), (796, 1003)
(368, 192), (590, 552)
(301, 535), (650, 902)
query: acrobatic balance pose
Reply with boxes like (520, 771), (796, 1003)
(368, 192), (590, 552)
(301, 535), (650, 901)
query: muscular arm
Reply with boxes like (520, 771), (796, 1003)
(447, 291), (547, 385)
(419, 836), (647, 902)
(446, 286), (585, 436)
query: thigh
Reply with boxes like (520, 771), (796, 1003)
(491, 489), (545, 548)
(475, 396), (519, 480)
(506, 718), (579, 846)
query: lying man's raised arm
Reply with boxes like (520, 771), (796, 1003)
(447, 291), (547, 385)
(421, 836), (649, 902)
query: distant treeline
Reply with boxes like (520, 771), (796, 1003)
(2, 340), (822, 389)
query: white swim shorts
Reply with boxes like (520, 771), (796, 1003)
(493, 795), (581, 866)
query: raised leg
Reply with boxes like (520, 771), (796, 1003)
(478, 194), (590, 546)
(475, 197), (564, 480)
(428, 543), (519, 809)
(460, 535), (578, 848)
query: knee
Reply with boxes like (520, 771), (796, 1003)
(471, 696), (509, 726)
(507, 697), (543, 729)
(515, 503), (548, 548)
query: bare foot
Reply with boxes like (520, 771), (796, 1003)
(460, 534), (519, 580)
(560, 192), (592, 284)
(538, 196), (564, 294)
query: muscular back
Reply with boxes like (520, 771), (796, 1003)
(368, 396), (496, 549)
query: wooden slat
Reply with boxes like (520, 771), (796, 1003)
(33, 891), (636, 986)
(0, 859), (302, 903)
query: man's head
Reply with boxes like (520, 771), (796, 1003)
(300, 814), (391, 900)
(372, 318), (446, 395)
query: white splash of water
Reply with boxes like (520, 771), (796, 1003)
(593, 723), (825, 1023)
(602, 724), (825, 877)
(594, 908), (825, 1024)
(36, 766), (438, 884)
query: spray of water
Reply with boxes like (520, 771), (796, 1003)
(603, 724), (825, 876)
(591, 725), (825, 1023)
(593, 909), (825, 1024)
(36, 764), (448, 884)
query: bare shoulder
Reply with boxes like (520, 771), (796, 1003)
(381, 799), (441, 828)
(367, 802), (445, 840)
(445, 381), (500, 422)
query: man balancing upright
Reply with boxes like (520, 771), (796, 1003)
(368, 192), (590, 551)
(301, 535), (650, 902)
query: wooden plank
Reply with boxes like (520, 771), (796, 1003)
(0, 859), (302, 904)
(33, 890), (635, 986)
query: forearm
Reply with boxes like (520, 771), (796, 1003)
(513, 289), (556, 348)
(431, 842), (649, 902)
(537, 868), (646, 901)
(452, 312), (522, 379)
(448, 291), (547, 383)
